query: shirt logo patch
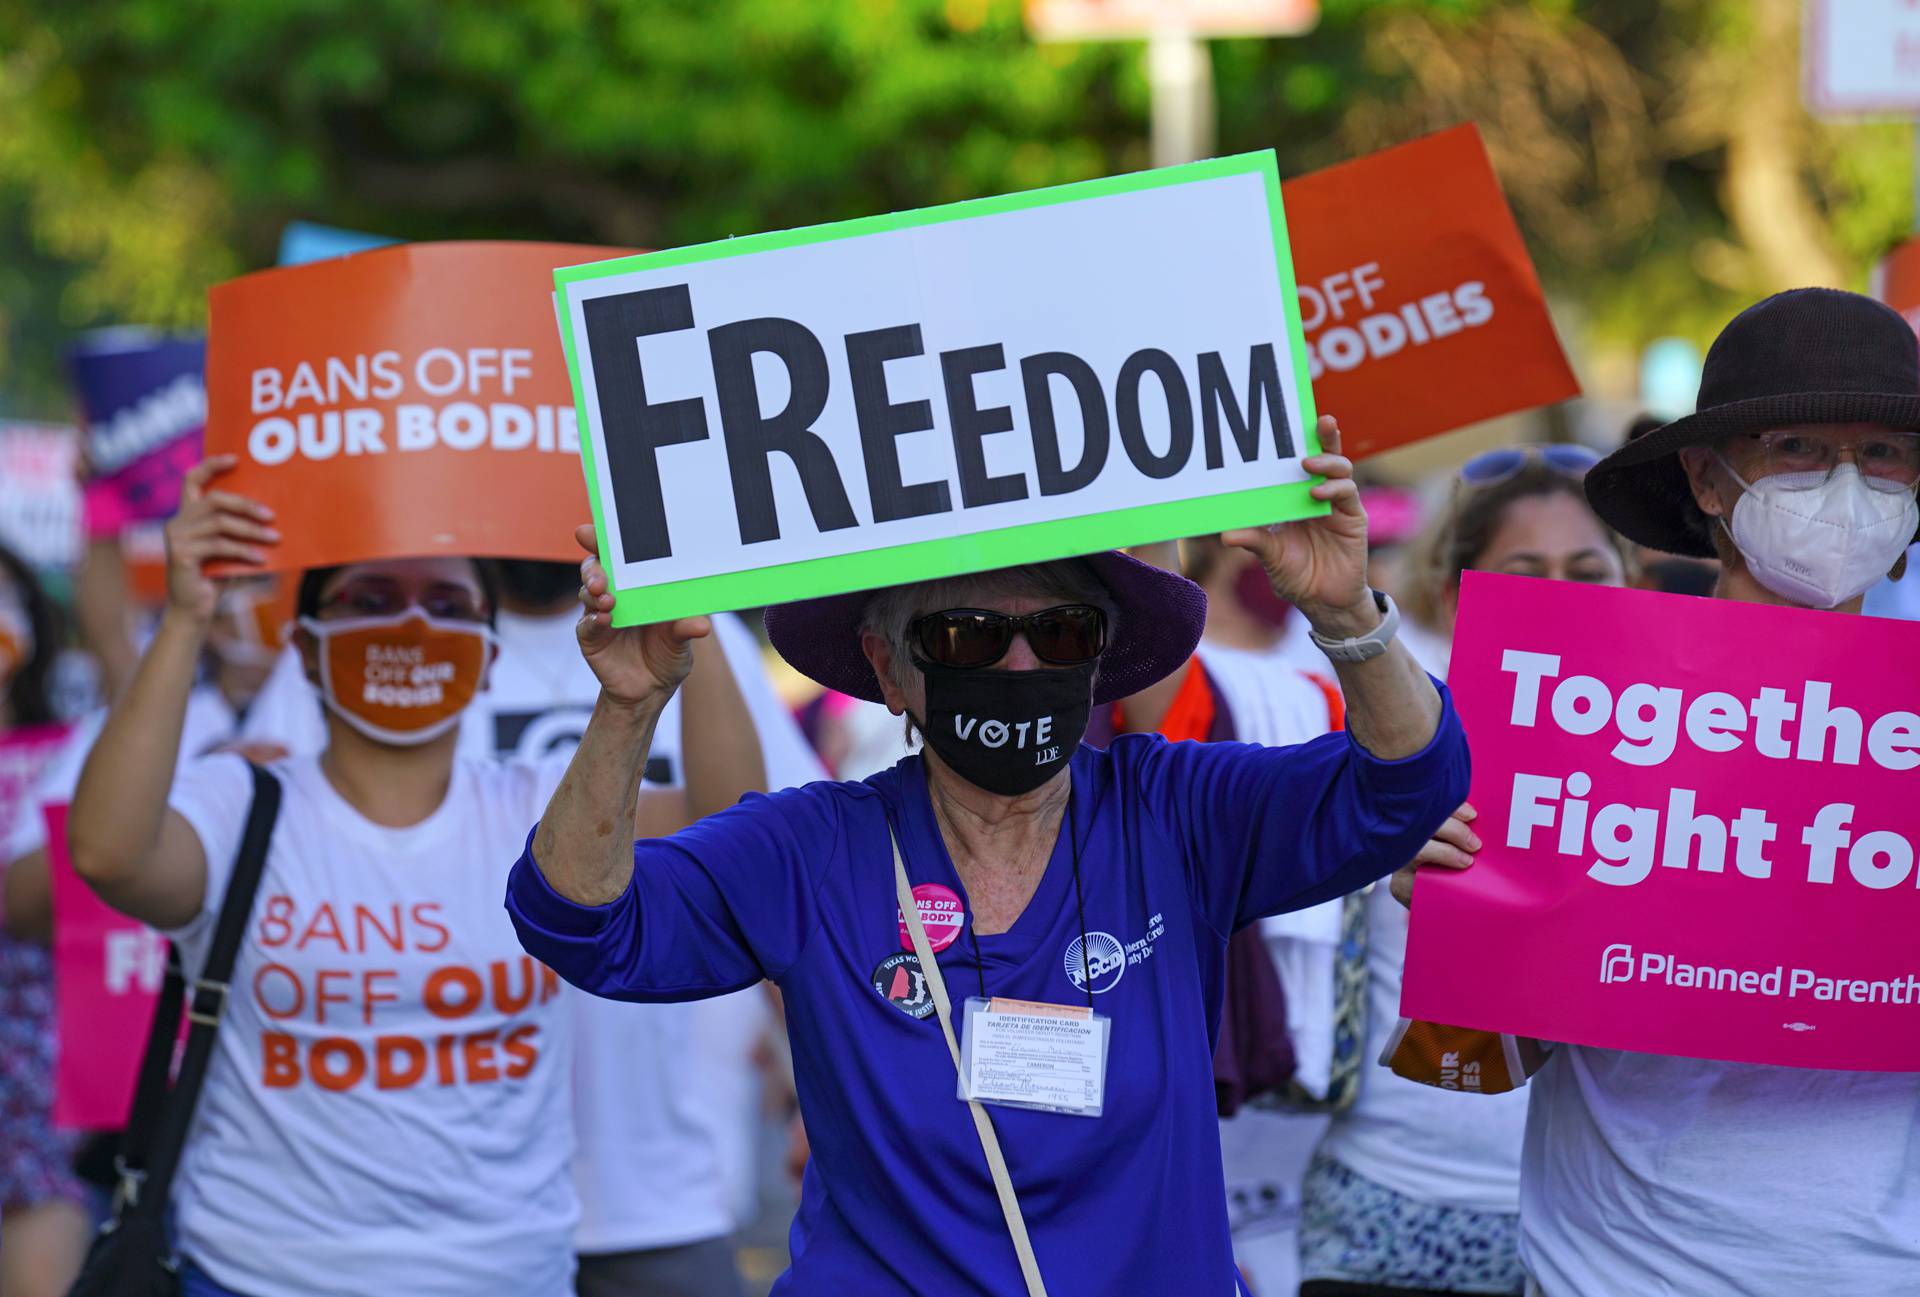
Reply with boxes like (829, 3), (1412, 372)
(871, 952), (935, 1019)
(1063, 931), (1127, 995)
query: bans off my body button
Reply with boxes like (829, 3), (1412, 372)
(897, 883), (965, 955)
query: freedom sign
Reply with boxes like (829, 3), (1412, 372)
(555, 152), (1320, 625)
(1282, 124), (1578, 459)
(204, 242), (629, 572)
(1401, 573), (1920, 1072)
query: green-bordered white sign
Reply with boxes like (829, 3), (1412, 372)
(554, 150), (1321, 625)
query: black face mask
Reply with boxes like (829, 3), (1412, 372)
(910, 655), (1095, 797)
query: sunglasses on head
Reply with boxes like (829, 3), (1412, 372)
(1458, 444), (1601, 487)
(907, 604), (1108, 670)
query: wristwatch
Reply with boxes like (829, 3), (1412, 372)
(1307, 590), (1401, 663)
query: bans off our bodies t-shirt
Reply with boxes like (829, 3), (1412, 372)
(167, 753), (576, 1297)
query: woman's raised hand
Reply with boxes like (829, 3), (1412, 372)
(164, 456), (279, 626)
(1221, 414), (1377, 640)
(573, 523), (711, 710)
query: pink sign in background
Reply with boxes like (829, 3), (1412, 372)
(47, 804), (172, 1129)
(83, 431), (201, 538)
(1402, 572), (1920, 1072)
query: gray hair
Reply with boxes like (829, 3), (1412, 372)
(860, 560), (1116, 692)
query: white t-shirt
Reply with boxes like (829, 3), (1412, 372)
(1199, 642), (1340, 1297)
(1201, 642), (1344, 1093)
(3, 685), (239, 863)
(166, 753), (577, 1297)
(1311, 613), (1522, 1217)
(245, 607), (824, 1256)
(1316, 884), (1529, 1215)
(1520, 1047), (1920, 1296)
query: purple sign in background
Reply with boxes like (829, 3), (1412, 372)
(68, 331), (206, 537)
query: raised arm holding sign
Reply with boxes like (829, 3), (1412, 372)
(553, 151), (1327, 625)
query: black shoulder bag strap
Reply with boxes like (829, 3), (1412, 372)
(113, 763), (283, 1221)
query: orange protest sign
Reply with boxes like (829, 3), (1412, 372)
(1871, 237), (1920, 336)
(204, 242), (630, 572)
(1281, 124), (1578, 459)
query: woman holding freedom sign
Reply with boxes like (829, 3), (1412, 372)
(1399, 288), (1920, 1295)
(509, 414), (1468, 1297)
(61, 454), (768, 1297)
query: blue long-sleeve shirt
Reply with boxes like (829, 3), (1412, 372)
(507, 690), (1468, 1297)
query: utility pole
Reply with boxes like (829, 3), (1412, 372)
(1026, 1), (1317, 168)
(1148, 28), (1216, 167)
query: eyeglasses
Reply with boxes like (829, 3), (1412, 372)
(908, 605), (1108, 670)
(1739, 430), (1920, 492)
(1458, 444), (1601, 487)
(320, 579), (489, 624)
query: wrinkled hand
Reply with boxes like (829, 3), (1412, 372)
(1222, 415), (1375, 639)
(1390, 801), (1480, 909)
(574, 523), (710, 709)
(163, 457), (279, 626)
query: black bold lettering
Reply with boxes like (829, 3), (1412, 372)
(707, 318), (858, 544)
(846, 324), (951, 523)
(1021, 352), (1109, 497)
(580, 286), (711, 561)
(941, 344), (1028, 508)
(1116, 349), (1193, 480)
(1198, 344), (1295, 469)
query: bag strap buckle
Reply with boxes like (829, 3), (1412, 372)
(112, 1154), (148, 1211)
(187, 976), (230, 1027)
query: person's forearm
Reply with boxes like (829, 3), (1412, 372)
(678, 633), (768, 819)
(531, 693), (667, 906)
(68, 610), (203, 885)
(1328, 641), (1442, 760)
(76, 536), (137, 700)
(1, 851), (52, 943)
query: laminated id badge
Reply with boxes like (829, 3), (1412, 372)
(957, 996), (1111, 1117)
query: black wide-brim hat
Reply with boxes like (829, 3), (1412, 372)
(763, 550), (1207, 707)
(1586, 287), (1920, 556)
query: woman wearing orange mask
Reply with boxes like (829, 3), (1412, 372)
(64, 457), (767, 1297)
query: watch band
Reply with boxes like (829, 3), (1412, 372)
(1308, 590), (1400, 663)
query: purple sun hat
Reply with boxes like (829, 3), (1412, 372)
(763, 550), (1208, 707)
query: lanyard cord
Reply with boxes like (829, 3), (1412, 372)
(963, 787), (1093, 1010)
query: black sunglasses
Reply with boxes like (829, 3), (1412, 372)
(907, 604), (1108, 670)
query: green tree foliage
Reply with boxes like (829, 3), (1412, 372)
(0, 0), (1909, 414)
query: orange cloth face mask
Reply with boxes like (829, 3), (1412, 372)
(298, 612), (493, 746)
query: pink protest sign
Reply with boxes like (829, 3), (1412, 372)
(1401, 572), (1920, 1072)
(47, 804), (171, 1129)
